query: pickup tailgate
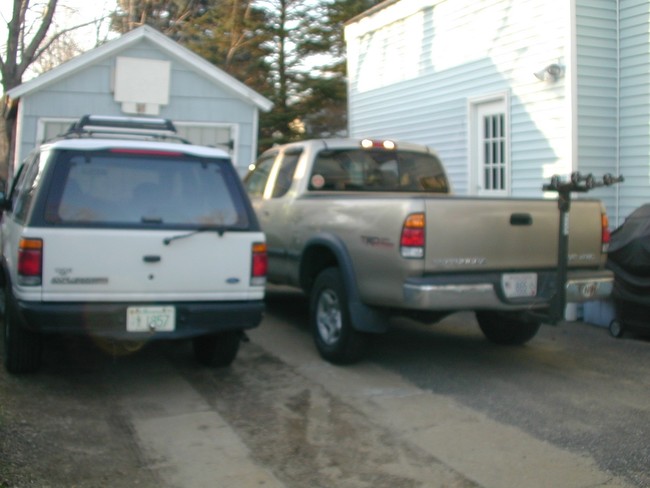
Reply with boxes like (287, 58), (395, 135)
(423, 197), (604, 272)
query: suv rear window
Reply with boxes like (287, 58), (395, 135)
(42, 149), (249, 228)
(309, 149), (449, 193)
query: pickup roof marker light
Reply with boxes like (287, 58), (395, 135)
(360, 139), (397, 150)
(401, 213), (425, 259)
(251, 242), (268, 286)
(18, 238), (43, 285)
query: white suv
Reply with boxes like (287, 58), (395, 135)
(1, 115), (267, 373)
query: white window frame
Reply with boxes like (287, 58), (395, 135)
(468, 92), (510, 196)
(37, 117), (77, 144)
(175, 121), (238, 164)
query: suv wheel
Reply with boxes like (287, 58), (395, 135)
(3, 289), (43, 374)
(192, 331), (240, 367)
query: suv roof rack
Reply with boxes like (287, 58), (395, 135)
(63, 115), (191, 144)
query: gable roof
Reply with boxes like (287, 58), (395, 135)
(7, 25), (273, 112)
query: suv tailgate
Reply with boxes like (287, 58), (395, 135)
(38, 229), (264, 302)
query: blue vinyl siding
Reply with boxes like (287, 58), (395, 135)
(13, 37), (260, 174)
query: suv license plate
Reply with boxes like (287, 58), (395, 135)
(127, 306), (176, 332)
(502, 273), (537, 298)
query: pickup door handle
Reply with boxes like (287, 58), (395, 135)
(143, 255), (161, 263)
(510, 213), (533, 226)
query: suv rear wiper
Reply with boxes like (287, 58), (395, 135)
(163, 226), (226, 245)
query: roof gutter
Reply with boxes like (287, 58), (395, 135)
(345, 0), (401, 26)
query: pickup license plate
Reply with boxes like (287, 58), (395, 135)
(127, 306), (175, 332)
(502, 273), (537, 298)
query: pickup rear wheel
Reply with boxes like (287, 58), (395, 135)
(310, 268), (368, 364)
(476, 311), (541, 346)
(192, 331), (240, 367)
(3, 289), (43, 374)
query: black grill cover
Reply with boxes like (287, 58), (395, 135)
(607, 204), (650, 287)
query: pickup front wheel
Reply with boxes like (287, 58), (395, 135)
(310, 268), (368, 364)
(476, 311), (541, 345)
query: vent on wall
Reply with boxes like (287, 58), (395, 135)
(114, 56), (171, 115)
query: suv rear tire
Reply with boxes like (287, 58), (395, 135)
(192, 331), (240, 367)
(3, 289), (43, 374)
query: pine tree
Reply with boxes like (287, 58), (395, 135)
(107, 0), (385, 151)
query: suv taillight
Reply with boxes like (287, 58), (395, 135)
(251, 242), (267, 286)
(18, 238), (43, 285)
(400, 213), (425, 259)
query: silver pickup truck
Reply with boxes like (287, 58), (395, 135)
(244, 138), (614, 364)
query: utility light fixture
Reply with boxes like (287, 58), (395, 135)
(534, 63), (565, 82)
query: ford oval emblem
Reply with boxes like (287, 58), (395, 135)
(226, 278), (240, 284)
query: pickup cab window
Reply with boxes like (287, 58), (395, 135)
(245, 149), (301, 199)
(271, 151), (301, 198)
(245, 153), (276, 197)
(309, 149), (449, 193)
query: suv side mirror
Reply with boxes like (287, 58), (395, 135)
(0, 191), (7, 211)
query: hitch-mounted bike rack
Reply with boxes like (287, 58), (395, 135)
(536, 172), (624, 324)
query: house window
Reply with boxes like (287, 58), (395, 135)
(482, 112), (506, 192)
(38, 119), (76, 143)
(175, 123), (235, 154)
(471, 96), (509, 196)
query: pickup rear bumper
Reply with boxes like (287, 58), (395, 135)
(403, 269), (613, 311)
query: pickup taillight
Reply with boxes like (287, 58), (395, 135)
(601, 213), (611, 253)
(400, 213), (425, 259)
(18, 238), (43, 285)
(251, 242), (268, 286)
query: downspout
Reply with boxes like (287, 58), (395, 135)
(615, 0), (621, 227)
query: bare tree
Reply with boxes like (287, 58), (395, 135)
(0, 0), (109, 181)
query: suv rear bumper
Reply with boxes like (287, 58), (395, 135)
(14, 300), (264, 340)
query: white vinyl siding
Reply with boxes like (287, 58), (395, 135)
(346, 0), (648, 225)
(576, 0), (650, 225)
(346, 0), (569, 196)
(575, 0), (619, 224)
(618, 0), (650, 219)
